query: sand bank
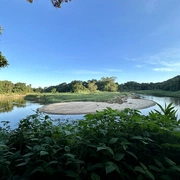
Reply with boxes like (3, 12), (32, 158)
(38, 98), (156, 115)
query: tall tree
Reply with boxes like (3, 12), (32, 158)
(27, 0), (72, 8)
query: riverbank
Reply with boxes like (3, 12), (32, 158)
(135, 90), (180, 98)
(38, 98), (156, 114)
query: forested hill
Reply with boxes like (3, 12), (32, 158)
(158, 75), (180, 91)
(119, 75), (180, 91)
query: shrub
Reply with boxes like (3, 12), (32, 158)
(0, 104), (180, 179)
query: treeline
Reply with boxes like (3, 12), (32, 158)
(0, 81), (33, 94)
(1, 75), (180, 94)
(42, 77), (118, 93)
(119, 75), (180, 91)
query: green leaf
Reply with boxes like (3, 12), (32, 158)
(134, 166), (145, 173)
(66, 170), (79, 178)
(40, 151), (49, 156)
(22, 152), (34, 157)
(154, 159), (164, 169)
(64, 153), (75, 159)
(91, 172), (100, 180)
(140, 162), (148, 171)
(26, 145), (32, 150)
(97, 146), (106, 151)
(16, 161), (28, 167)
(47, 160), (59, 167)
(29, 166), (44, 175)
(106, 147), (114, 155)
(105, 165), (116, 174)
(127, 151), (138, 160)
(164, 157), (176, 166)
(64, 146), (70, 152)
(114, 153), (125, 161)
(146, 170), (155, 180)
(131, 136), (144, 140)
(149, 165), (162, 172)
(109, 138), (118, 144)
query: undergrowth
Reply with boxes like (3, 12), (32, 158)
(0, 103), (180, 179)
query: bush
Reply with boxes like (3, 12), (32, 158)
(0, 104), (180, 179)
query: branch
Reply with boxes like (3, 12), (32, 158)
(26, 0), (72, 8)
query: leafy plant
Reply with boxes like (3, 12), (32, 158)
(0, 104), (180, 179)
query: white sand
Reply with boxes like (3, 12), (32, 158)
(38, 98), (156, 115)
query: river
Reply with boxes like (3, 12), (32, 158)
(0, 95), (180, 129)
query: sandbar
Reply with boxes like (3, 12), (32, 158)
(38, 98), (156, 115)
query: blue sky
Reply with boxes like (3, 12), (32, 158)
(0, 0), (180, 88)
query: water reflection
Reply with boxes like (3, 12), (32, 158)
(0, 97), (26, 113)
(139, 95), (180, 120)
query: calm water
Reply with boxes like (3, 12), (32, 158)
(139, 94), (180, 120)
(0, 95), (180, 128)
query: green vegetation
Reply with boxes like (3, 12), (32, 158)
(0, 81), (34, 94)
(0, 26), (9, 68)
(1, 103), (180, 179)
(135, 90), (180, 98)
(1, 75), (180, 96)
(119, 75), (180, 92)
(44, 77), (118, 93)
(25, 92), (127, 104)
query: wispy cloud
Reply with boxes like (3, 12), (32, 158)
(73, 70), (103, 75)
(131, 47), (180, 72)
(135, 65), (144, 68)
(107, 69), (122, 72)
(153, 68), (173, 72)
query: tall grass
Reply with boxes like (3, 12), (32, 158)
(25, 92), (129, 104)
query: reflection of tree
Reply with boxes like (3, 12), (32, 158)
(0, 97), (26, 113)
(170, 97), (180, 106)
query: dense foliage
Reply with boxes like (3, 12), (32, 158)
(0, 81), (33, 94)
(1, 75), (180, 94)
(119, 75), (180, 92)
(43, 77), (118, 93)
(1, 104), (180, 179)
(0, 52), (8, 68)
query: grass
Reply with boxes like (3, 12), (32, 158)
(135, 90), (180, 98)
(24, 92), (130, 104)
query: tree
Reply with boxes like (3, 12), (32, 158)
(0, 26), (9, 68)
(87, 81), (98, 93)
(96, 77), (118, 92)
(72, 82), (89, 93)
(51, 88), (57, 93)
(27, 0), (72, 8)
(0, 52), (9, 68)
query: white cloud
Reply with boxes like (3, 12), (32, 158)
(137, 47), (180, 72)
(153, 68), (173, 72)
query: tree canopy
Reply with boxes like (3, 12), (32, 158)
(27, 0), (72, 8)
(0, 52), (8, 68)
(0, 26), (9, 68)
